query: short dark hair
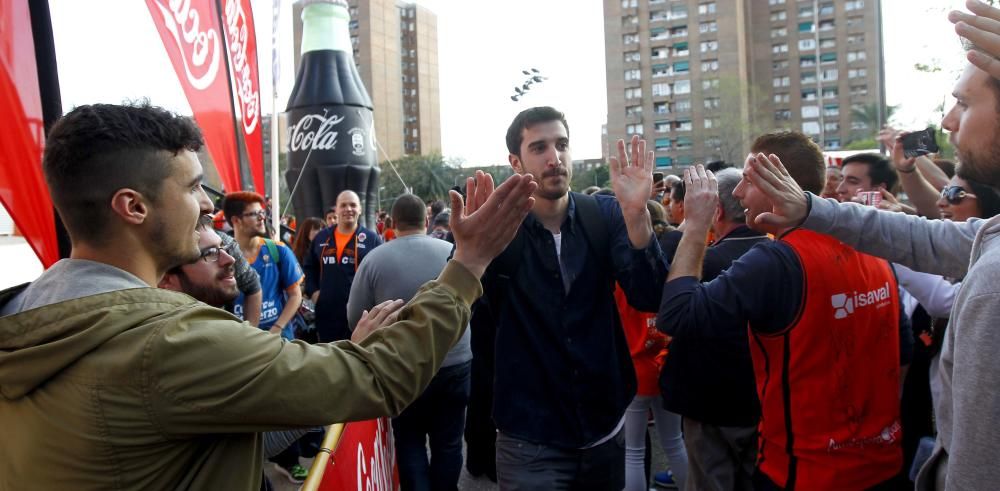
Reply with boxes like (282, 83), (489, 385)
(391, 194), (427, 231)
(842, 153), (898, 191)
(429, 200), (446, 218)
(671, 180), (686, 201)
(222, 191), (266, 227)
(42, 102), (203, 245)
(505, 106), (570, 157)
(957, 170), (1000, 219)
(750, 131), (826, 194)
(705, 160), (732, 173)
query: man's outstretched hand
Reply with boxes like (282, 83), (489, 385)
(951, 1), (1000, 79)
(744, 153), (810, 229)
(449, 171), (537, 278)
(609, 135), (655, 216)
(681, 164), (719, 233)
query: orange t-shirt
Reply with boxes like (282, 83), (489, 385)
(334, 228), (354, 262)
(615, 284), (670, 396)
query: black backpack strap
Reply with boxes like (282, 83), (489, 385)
(571, 192), (610, 263)
(479, 225), (525, 323)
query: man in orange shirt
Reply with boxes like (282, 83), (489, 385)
(304, 190), (382, 341)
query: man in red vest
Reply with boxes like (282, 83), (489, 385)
(659, 131), (911, 490)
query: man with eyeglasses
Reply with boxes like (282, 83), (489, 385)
(223, 192), (304, 341)
(159, 217), (241, 307)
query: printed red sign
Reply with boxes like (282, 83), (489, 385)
(220, 0), (265, 193)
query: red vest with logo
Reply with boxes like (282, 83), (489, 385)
(752, 229), (902, 490)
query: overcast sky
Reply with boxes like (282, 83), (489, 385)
(49, 0), (970, 166)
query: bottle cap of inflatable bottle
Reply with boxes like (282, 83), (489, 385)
(300, 0), (352, 54)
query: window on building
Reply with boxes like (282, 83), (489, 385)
(624, 51), (641, 63)
(652, 82), (671, 96)
(655, 120), (670, 132)
(769, 0), (785, 4)
(824, 121), (840, 132)
(650, 10), (669, 22)
(627, 123), (642, 135)
(847, 50), (867, 62)
(802, 105), (819, 118)
(673, 41), (689, 56)
(699, 21), (718, 33)
(799, 21), (814, 33)
(671, 4), (688, 19)
(625, 69), (641, 81)
(705, 136), (722, 148)
(799, 38), (817, 50)
(674, 80), (691, 94)
(823, 87), (838, 99)
(821, 69), (838, 81)
(773, 43), (789, 54)
(671, 25), (689, 37)
(824, 104), (840, 117)
(770, 11), (787, 21)
(698, 2), (716, 15)
(773, 60), (789, 70)
(700, 40), (718, 52)
(802, 88), (818, 101)
(820, 52), (837, 63)
(626, 105), (643, 116)
(820, 38), (836, 48)
(847, 34), (865, 45)
(802, 121), (821, 134)
(650, 27), (669, 41)
(819, 2), (835, 16)
(623, 15), (639, 26)
(848, 68), (867, 78)
(704, 97), (720, 109)
(652, 64), (671, 77)
(774, 93), (790, 103)
(676, 136), (693, 149)
(801, 71), (817, 84)
(656, 156), (673, 167)
(771, 27), (787, 38)
(852, 120), (869, 130)
(704, 118), (719, 128)
(800, 55), (816, 68)
(655, 138), (672, 151)
(625, 87), (642, 99)
(677, 155), (695, 166)
(851, 85), (869, 97)
(825, 139), (842, 150)
(773, 76), (791, 87)
(819, 20), (835, 31)
(775, 109), (792, 120)
(654, 102), (669, 114)
(701, 59), (719, 72)
(621, 0), (638, 7)
(847, 16), (864, 28)
(799, 6), (813, 17)
(676, 119), (693, 131)
(651, 47), (669, 59)
(674, 61), (690, 73)
(702, 78), (720, 90)
(845, 0), (864, 11)
(623, 34), (640, 44)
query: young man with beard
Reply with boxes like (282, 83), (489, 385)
(0, 102), (538, 489)
(659, 131), (909, 490)
(484, 106), (669, 490)
(744, 56), (1000, 489)
(305, 190), (382, 342)
(224, 192), (304, 341)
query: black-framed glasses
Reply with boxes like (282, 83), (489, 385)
(198, 246), (224, 263)
(241, 210), (266, 220)
(941, 186), (977, 205)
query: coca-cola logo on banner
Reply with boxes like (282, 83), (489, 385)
(287, 111), (346, 153)
(356, 418), (395, 491)
(223, 0), (260, 134)
(151, 0), (222, 90)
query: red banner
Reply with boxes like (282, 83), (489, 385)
(220, 0), (265, 194)
(145, 0), (242, 194)
(0, 2), (58, 267)
(316, 418), (399, 491)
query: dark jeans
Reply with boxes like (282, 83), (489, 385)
(495, 429), (626, 491)
(393, 360), (472, 491)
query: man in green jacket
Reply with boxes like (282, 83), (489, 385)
(0, 102), (537, 490)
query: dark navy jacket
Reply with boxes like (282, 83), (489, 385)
(483, 193), (668, 448)
(304, 225), (381, 341)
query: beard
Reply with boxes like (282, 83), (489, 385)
(176, 270), (239, 307)
(152, 215), (201, 271)
(956, 133), (1000, 190)
(534, 168), (570, 200)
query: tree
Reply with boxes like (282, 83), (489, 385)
(378, 153), (457, 206)
(571, 165), (610, 191)
(849, 103), (898, 141)
(705, 76), (773, 165)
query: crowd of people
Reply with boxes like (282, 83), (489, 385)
(6, 1), (1000, 490)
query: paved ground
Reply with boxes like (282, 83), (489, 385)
(265, 427), (671, 490)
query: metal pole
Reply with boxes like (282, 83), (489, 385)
(270, 0), (282, 233)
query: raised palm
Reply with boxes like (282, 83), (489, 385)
(609, 135), (654, 214)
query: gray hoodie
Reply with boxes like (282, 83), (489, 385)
(802, 194), (1000, 490)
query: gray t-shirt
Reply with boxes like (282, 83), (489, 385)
(346, 234), (471, 367)
(1, 259), (148, 316)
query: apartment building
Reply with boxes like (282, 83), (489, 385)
(604, 0), (885, 169)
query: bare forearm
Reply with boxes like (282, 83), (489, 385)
(244, 291), (262, 327)
(272, 290), (302, 333)
(915, 156), (949, 190)
(667, 225), (709, 282)
(623, 208), (654, 249)
(899, 167), (943, 218)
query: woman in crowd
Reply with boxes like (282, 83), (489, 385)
(292, 217), (325, 268)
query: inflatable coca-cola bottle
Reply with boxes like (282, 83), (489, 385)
(285, 0), (379, 227)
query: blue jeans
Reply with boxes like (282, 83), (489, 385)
(392, 360), (472, 491)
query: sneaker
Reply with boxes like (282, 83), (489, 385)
(273, 463), (309, 484)
(653, 470), (678, 489)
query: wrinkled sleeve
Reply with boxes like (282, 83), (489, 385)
(804, 193), (980, 278)
(600, 197), (669, 313)
(219, 232), (261, 296)
(894, 264), (958, 319)
(146, 260), (481, 435)
(346, 258), (376, 331)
